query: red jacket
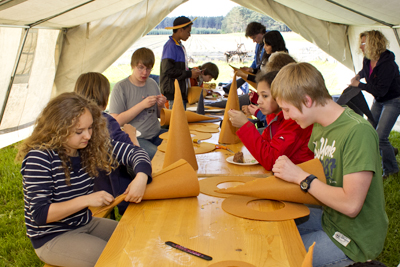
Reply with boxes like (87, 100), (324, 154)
(236, 111), (314, 171)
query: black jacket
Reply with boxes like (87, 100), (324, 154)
(358, 50), (400, 102)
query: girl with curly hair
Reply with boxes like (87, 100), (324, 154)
(17, 92), (152, 267)
(350, 30), (400, 178)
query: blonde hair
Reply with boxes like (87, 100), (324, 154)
(74, 72), (110, 108)
(271, 62), (331, 112)
(361, 30), (388, 61)
(131, 47), (155, 69)
(262, 51), (296, 73)
(17, 93), (116, 185)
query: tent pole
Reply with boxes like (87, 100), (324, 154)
(0, 0), (96, 125)
(0, 28), (30, 125)
(326, 0), (400, 46)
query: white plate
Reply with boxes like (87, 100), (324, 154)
(136, 130), (141, 137)
(226, 155), (259, 165)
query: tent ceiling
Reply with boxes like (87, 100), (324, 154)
(1, 0), (399, 29)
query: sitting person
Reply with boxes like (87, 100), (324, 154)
(74, 72), (142, 215)
(189, 62), (219, 87)
(228, 71), (314, 171)
(109, 47), (167, 160)
(242, 52), (297, 126)
(271, 62), (388, 266)
(17, 92), (152, 267)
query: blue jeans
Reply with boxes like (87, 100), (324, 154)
(370, 96), (400, 175)
(168, 100), (187, 110)
(295, 206), (354, 267)
(137, 129), (168, 160)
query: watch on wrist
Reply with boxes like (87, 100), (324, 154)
(300, 174), (317, 193)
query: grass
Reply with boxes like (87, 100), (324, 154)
(1, 133), (400, 266)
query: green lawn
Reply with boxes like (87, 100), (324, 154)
(1, 133), (400, 266)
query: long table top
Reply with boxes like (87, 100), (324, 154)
(95, 193), (306, 267)
(152, 126), (272, 177)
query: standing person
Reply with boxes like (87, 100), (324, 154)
(109, 47), (167, 160)
(271, 63), (388, 266)
(228, 71), (313, 171)
(74, 72), (142, 215)
(350, 30), (400, 178)
(17, 93), (152, 267)
(160, 16), (201, 110)
(223, 22), (266, 93)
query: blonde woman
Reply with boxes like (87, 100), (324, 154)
(17, 93), (152, 267)
(350, 30), (400, 178)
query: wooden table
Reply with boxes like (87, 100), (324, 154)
(95, 193), (306, 267)
(152, 127), (272, 178)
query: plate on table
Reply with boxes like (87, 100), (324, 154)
(226, 155), (259, 165)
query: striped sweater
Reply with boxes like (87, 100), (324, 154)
(22, 141), (152, 249)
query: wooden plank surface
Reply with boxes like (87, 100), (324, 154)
(152, 128), (272, 177)
(95, 193), (306, 267)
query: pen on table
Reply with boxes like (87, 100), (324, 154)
(165, 241), (212, 261)
(215, 144), (234, 153)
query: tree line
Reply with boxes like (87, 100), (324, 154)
(148, 6), (290, 35)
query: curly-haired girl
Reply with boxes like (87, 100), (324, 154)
(17, 92), (152, 267)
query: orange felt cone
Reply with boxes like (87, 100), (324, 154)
(163, 80), (198, 170)
(160, 108), (217, 126)
(219, 72), (240, 144)
(144, 159), (199, 199)
(93, 159), (199, 215)
(301, 242), (316, 267)
(215, 159), (326, 205)
(187, 86), (206, 104)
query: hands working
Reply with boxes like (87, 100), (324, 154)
(191, 68), (202, 79)
(350, 75), (360, 87)
(272, 155), (309, 185)
(156, 94), (167, 107)
(227, 109), (248, 128)
(86, 191), (114, 207)
(141, 95), (157, 109)
(123, 172), (148, 203)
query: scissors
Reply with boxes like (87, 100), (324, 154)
(215, 144), (234, 153)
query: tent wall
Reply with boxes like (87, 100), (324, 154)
(54, 0), (185, 95)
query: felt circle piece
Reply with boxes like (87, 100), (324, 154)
(158, 142), (216, 154)
(199, 176), (257, 198)
(208, 261), (256, 267)
(222, 196), (310, 221)
(159, 131), (212, 141)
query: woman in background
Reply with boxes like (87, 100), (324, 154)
(350, 30), (400, 178)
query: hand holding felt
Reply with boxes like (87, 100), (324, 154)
(228, 109), (248, 128)
(141, 95), (157, 108)
(248, 104), (258, 116)
(123, 172), (148, 203)
(272, 155), (309, 185)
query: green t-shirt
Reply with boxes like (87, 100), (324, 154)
(308, 107), (388, 262)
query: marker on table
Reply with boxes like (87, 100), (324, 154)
(165, 241), (212, 261)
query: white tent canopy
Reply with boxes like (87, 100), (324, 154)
(1, 0), (399, 147)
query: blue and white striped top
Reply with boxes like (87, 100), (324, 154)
(22, 141), (152, 249)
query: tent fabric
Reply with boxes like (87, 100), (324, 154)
(1, 0), (400, 148)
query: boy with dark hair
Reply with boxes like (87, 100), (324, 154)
(271, 62), (388, 266)
(109, 47), (167, 160)
(190, 62), (219, 87)
(160, 16), (201, 109)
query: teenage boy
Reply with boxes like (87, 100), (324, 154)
(190, 62), (219, 87)
(270, 62), (388, 266)
(223, 22), (266, 93)
(109, 47), (167, 160)
(160, 16), (201, 109)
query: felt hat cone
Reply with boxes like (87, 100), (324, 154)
(301, 242), (316, 267)
(216, 158), (326, 205)
(92, 159), (199, 216)
(163, 80), (198, 170)
(197, 89), (205, 115)
(144, 159), (199, 199)
(187, 86), (205, 104)
(219, 72), (240, 144)
(160, 108), (217, 126)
